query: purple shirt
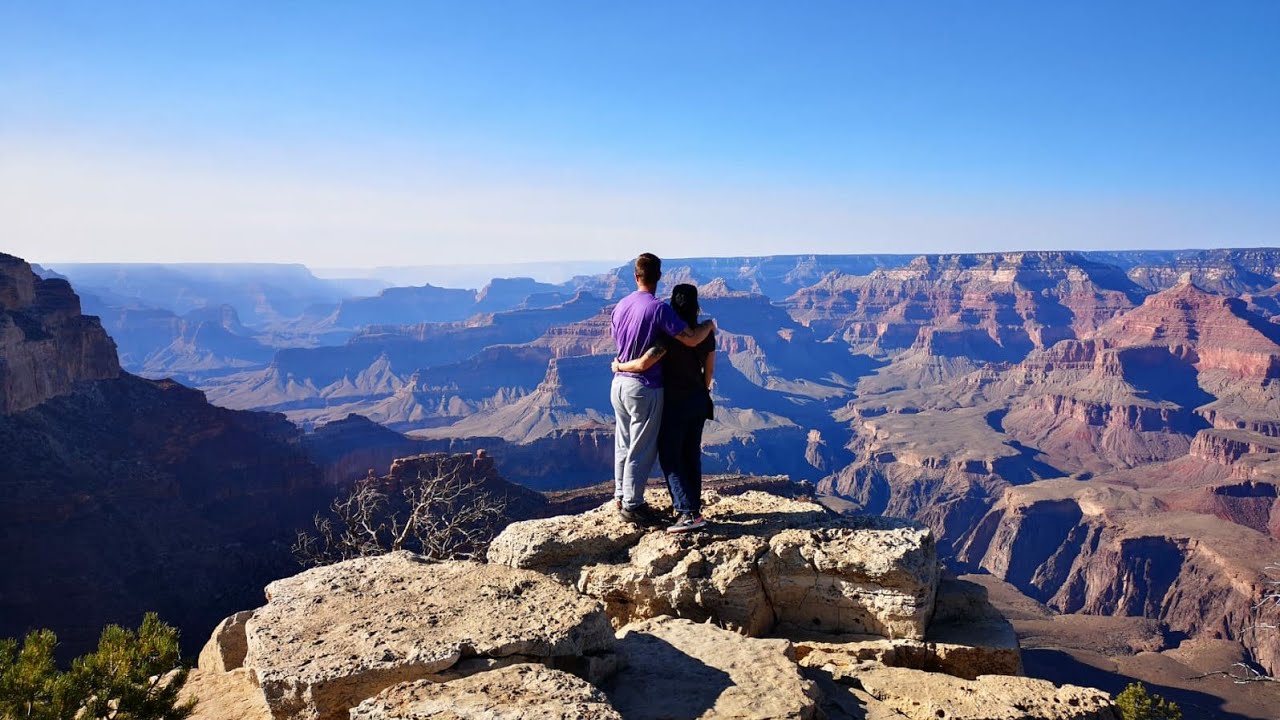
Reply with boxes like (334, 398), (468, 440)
(611, 289), (688, 388)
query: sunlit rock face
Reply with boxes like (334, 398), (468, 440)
(0, 253), (120, 414)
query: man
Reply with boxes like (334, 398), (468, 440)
(610, 253), (714, 525)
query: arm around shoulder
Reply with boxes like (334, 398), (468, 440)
(612, 344), (667, 373)
(674, 318), (715, 347)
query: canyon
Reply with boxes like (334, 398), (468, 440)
(12, 248), (1280, 716)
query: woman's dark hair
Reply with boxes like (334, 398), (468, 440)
(670, 283), (700, 328)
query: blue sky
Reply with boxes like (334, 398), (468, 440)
(2, 1), (1278, 266)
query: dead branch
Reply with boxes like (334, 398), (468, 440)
(1189, 663), (1280, 684)
(292, 465), (509, 567)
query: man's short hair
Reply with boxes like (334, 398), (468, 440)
(634, 253), (662, 285)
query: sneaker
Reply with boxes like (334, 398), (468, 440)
(667, 513), (708, 534)
(619, 503), (666, 527)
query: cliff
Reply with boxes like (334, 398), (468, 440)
(0, 373), (331, 658)
(0, 253), (338, 658)
(955, 479), (1280, 677)
(784, 252), (1142, 358)
(0, 253), (120, 413)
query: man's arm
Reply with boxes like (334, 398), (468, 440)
(612, 345), (667, 374)
(672, 318), (715, 347)
(703, 350), (716, 390)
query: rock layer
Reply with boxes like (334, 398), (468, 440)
(240, 552), (614, 720)
(491, 491), (938, 639)
(955, 479), (1280, 676)
(351, 664), (622, 720)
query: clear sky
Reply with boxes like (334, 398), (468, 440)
(2, 1), (1278, 266)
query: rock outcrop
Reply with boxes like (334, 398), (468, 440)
(854, 666), (1119, 720)
(0, 253), (119, 414)
(198, 610), (254, 674)
(605, 617), (820, 720)
(790, 576), (1022, 681)
(185, 487), (1122, 720)
(183, 668), (272, 720)
(351, 664), (622, 720)
(235, 552), (614, 720)
(491, 490), (938, 639)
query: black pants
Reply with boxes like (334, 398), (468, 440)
(659, 396), (706, 515)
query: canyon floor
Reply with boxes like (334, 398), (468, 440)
(969, 574), (1280, 720)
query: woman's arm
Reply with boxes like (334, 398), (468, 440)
(703, 350), (716, 390)
(611, 345), (667, 374)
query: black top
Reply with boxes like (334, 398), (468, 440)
(661, 330), (715, 418)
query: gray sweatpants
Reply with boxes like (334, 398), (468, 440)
(611, 375), (664, 510)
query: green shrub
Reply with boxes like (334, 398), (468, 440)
(1115, 682), (1181, 720)
(0, 613), (195, 720)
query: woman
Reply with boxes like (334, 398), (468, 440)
(610, 283), (715, 533)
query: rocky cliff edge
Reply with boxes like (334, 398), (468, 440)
(184, 490), (1118, 719)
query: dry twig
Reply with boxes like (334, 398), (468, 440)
(293, 466), (508, 566)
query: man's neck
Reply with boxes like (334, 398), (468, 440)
(636, 283), (657, 295)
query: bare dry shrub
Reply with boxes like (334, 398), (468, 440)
(293, 465), (507, 567)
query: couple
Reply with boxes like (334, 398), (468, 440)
(609, 253), (716, 534)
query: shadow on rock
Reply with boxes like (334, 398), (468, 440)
(603, 633), (733, 720)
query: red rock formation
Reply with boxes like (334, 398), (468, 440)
(954, 480), (1280, 676)
(1094, 281), (1280, 379)
(1125, 248), (1280, 295)
(1161, 480), (1280, 538)
(1004, 392), (1198, 473)
(785, 252), (1141, 359)
(1189, 429), (1280, 466)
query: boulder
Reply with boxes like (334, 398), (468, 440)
(604, 616), (819, 720)
(350, 664), (622, 720)
(854, 666), (1119, 720)
(241, 552), (615, 720)
(198, 610), (254, 673)
(492, 490), (938, 639)
(487, 500), (647, 579)
(759, 517), (938, 638)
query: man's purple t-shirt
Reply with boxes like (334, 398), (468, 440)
(611, 290), (688, 388)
